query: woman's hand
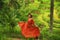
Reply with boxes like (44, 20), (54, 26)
(35, 24), (38, 27)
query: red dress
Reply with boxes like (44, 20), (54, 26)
(18, 18), (40, 38)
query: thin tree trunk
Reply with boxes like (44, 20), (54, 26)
(50, 0), (54, 32)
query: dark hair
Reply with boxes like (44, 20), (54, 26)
(28, 13), (32, 18)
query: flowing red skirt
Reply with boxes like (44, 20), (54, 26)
(18, 22), (40, 38)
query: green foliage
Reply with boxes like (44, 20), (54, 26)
(0, 0), (60, 40)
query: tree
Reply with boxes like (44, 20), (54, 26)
(50, 0), (54, 32)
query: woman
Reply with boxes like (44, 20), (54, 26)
(18, 13), (40, 40)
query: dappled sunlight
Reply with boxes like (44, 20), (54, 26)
(36, 9), (60, 28)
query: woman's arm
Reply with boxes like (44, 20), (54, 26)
(31, 19), (38, 27)
(34, 24), (38, 27)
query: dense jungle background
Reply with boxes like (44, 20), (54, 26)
(0, 0), (60, 40)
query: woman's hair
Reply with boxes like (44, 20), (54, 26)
(28, 13), (32, 18)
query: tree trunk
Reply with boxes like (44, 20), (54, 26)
(50, 0), (54, 32)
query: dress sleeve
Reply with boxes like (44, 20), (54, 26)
(28, 18), (34, 24)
